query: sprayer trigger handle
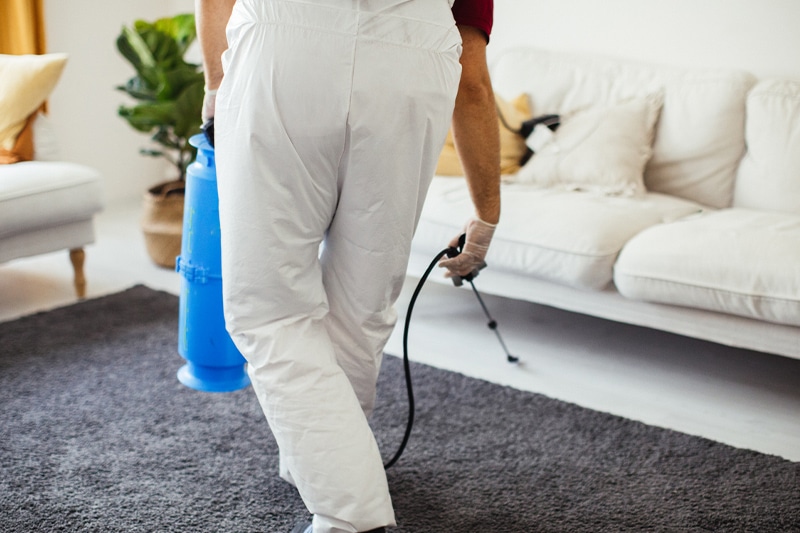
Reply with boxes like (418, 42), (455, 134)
(461, 261), (487, 283)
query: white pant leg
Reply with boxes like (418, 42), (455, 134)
(322, 9), (462, 417)
(216, 1), (460, 532)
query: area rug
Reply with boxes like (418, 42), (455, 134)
(0, 286), (797, 532)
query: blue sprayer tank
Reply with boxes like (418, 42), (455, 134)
(175, 133), (250, 392)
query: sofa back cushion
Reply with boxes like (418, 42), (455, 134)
(733, 79), (800, 215)
(491, 48), (756, 208)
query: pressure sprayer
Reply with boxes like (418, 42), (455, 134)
(177, 121), (518, 469)
(175, 132), (250, 393)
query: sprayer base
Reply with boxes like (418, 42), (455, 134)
(177, 362), (250, 393)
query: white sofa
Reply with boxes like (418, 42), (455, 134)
(0, 114), (104, 298)
(409, 47), (800, 361)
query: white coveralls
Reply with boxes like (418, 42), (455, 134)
(214, 1), (461, 532)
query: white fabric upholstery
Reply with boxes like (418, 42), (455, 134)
(0, 161), (103, 262)
(409, 47), (800, 360)
(32, 113), (62, 162)
(490, 48), (756, 208)
(407, 248), (800, 360)
(414, 177), (703, 290)
(0, 220), (96, 263)
(614, 209), (800, 326)
(734, 79), (800, 214)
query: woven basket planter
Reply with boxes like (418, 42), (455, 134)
(141, 180), (184, 268)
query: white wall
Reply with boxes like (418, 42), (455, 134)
(44, 0), (194, 205)
(490, 0), (800, 80)
(43, 0), (800, 205)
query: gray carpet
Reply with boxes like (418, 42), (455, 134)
(1, 286), (798, 533)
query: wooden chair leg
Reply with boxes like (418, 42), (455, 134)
(69, 248), (87, 299)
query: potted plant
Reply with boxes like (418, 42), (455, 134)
(116, 13), (204, 268)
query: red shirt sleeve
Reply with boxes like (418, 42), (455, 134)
(451, 0), (494, 41)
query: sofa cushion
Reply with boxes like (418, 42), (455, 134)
(490, 48), (756, 208)
(0, 161), (104, 239)
(414, 177), (704, 290)
(733, 79), (800, 215)
(0, 53), (68, 152)
(614, 209), (800, 326)
(513, 93), (663, 197)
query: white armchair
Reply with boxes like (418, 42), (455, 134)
(0, 53), (104, 298)
(0, 155), (103, 298)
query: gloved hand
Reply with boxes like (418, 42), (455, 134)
(202, 88), (217, 123)
(438, 217), (497, 278)
(201, 88), (218, 146)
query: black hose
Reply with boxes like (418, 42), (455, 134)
(383, 247), (452, 469)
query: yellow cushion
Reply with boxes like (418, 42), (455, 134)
(436, 93), (532, 176)
(0, 53), (68, 151)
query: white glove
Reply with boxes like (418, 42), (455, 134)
(438, 217), (497, 279)
(202, 88), (218, 123)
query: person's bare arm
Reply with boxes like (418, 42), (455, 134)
(451, 24), (500, 225)
(438, 24), (501, 278)
(195, 0), (235, 119)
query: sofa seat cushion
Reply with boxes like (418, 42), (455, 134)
(0, 161), (104, 239)
(413, 177), (704, 290)
(614, 209), (800, 326)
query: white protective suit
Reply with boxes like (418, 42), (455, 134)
(214, 1), (462, 532)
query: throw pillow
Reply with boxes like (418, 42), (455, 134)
(0, 53), (68, 152)
(514, 93), (664, 196)
(436, 92), (531, 176)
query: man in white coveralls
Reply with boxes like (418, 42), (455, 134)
(195, 0), (500, 531)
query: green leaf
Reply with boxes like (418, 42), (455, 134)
(118, 77), (158, 101)
(118, 101), (176, 133)
(151, 128), (181, 150)
(146, 63), (200, 102)
(116, 33), (142, 73)
(173, 80), (204, 140)
(153, 14), (197, 56)
(143, 27), (181, 69)
(121, 25), (157, 71)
